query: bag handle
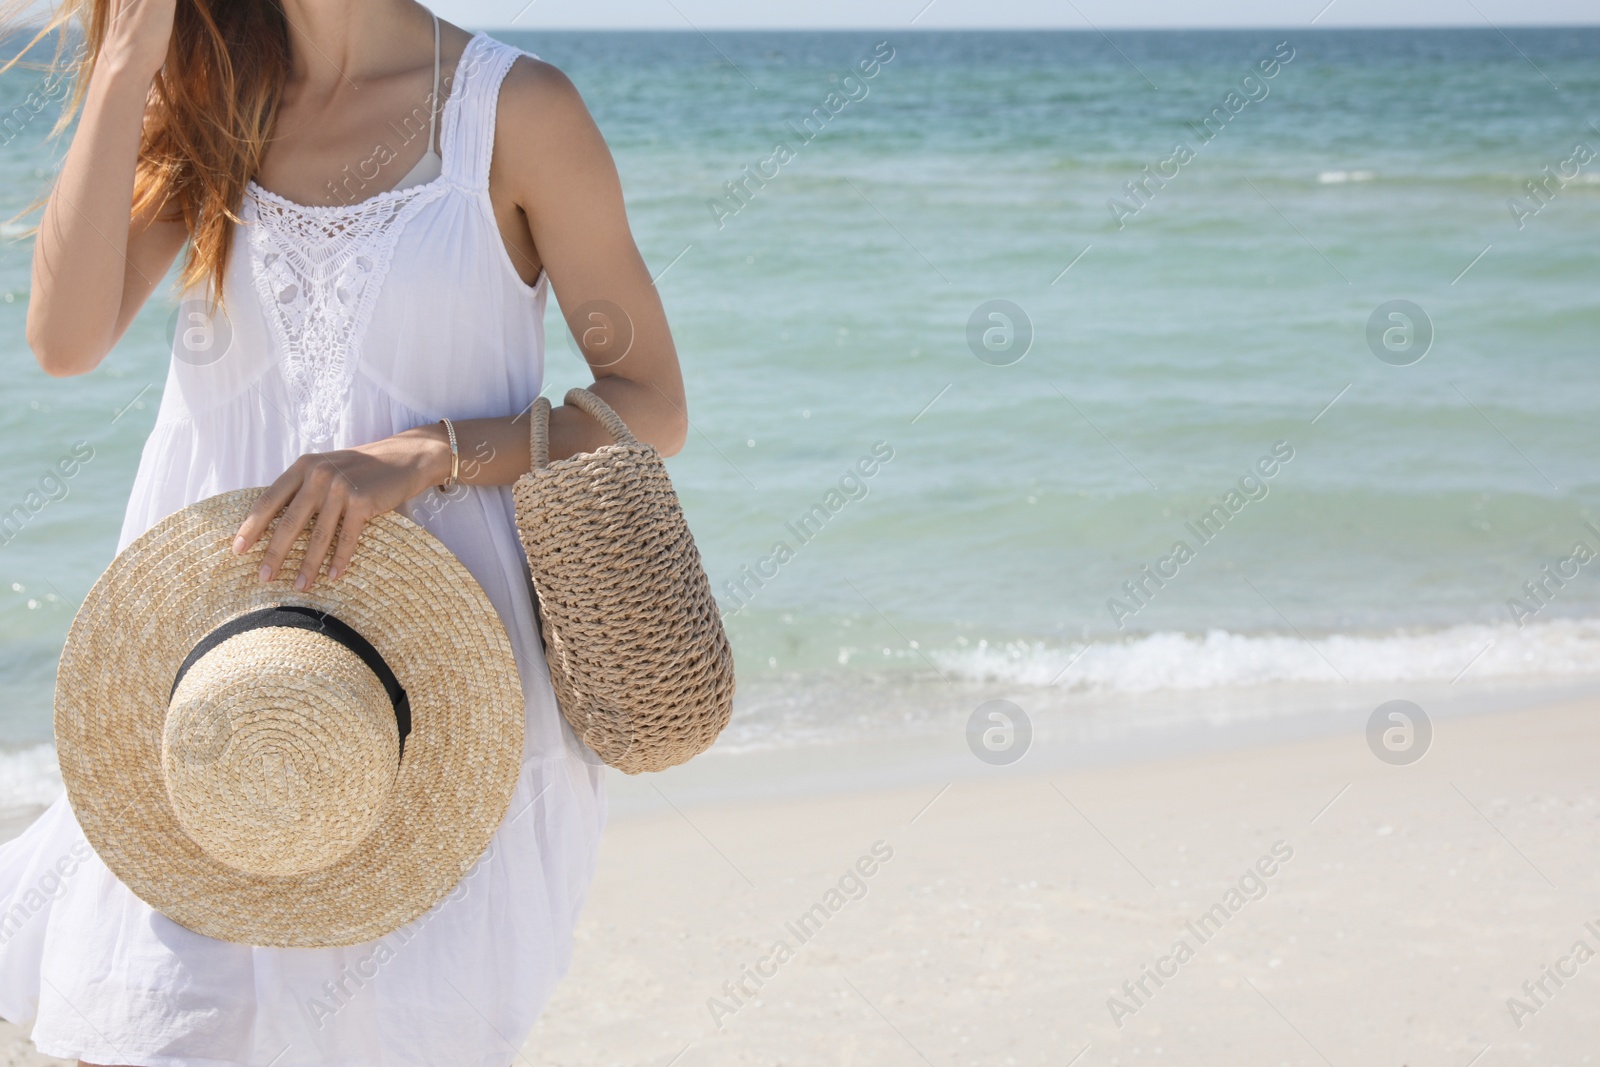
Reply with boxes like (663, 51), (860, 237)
(528, 387), (641, 471)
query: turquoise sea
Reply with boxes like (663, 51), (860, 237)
(1, 29), (1598, 802)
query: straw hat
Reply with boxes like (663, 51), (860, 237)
(53, 487), (525, 948)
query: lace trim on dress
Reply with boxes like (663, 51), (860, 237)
(245, 185), (449, 445)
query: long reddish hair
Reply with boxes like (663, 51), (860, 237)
(5, 0), (291, 308)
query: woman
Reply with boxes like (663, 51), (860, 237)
(0, 0), (687, 1062)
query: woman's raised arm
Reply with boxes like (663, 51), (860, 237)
(26, 0), (187, 377)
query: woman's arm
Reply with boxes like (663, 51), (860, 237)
(236, 55), (691, 591)
(28, 0), (187, 376)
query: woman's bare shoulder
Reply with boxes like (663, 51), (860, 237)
(492, 52), (618, 207)
(497, 52), (592, 137)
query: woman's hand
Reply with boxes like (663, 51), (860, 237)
(233, 426), (453, 591)
(103, 0), (178, 82)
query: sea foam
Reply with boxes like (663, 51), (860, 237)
(933, 617), (1600, 693)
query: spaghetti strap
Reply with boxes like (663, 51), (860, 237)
(388, 12), (445, 190)
(427, 12), (441, 155)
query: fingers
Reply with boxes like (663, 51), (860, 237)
(327, 508), (366, 583)
(257, 485), (324, 585)
(231, 452), (382, 589)
(251, 457), (352, 587)
(294, 501), (344, 591)
(233, 462), (306, 557)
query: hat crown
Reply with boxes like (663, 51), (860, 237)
(161, 626), (401, 878)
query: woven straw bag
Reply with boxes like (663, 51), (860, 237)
(513, 388), (735, 774)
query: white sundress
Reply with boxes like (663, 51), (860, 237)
(0, 31), (607, 1067)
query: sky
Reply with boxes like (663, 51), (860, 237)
(439, 0), (1600, 30)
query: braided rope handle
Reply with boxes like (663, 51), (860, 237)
(528, 388), (641, 471)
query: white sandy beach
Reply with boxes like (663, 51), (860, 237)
(4, 695), (1598, 1066)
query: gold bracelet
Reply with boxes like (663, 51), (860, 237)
(437, 418), (460, 492)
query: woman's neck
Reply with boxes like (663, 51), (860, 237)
(278, 0), (433, 89)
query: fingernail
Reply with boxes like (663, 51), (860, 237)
(232, 536), (247, 555)
(258, 565), (272, 584)
(327, 564), (342, 581)
(294, 574), (308, 591)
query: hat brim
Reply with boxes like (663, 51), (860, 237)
(54, 488), (526, 948)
